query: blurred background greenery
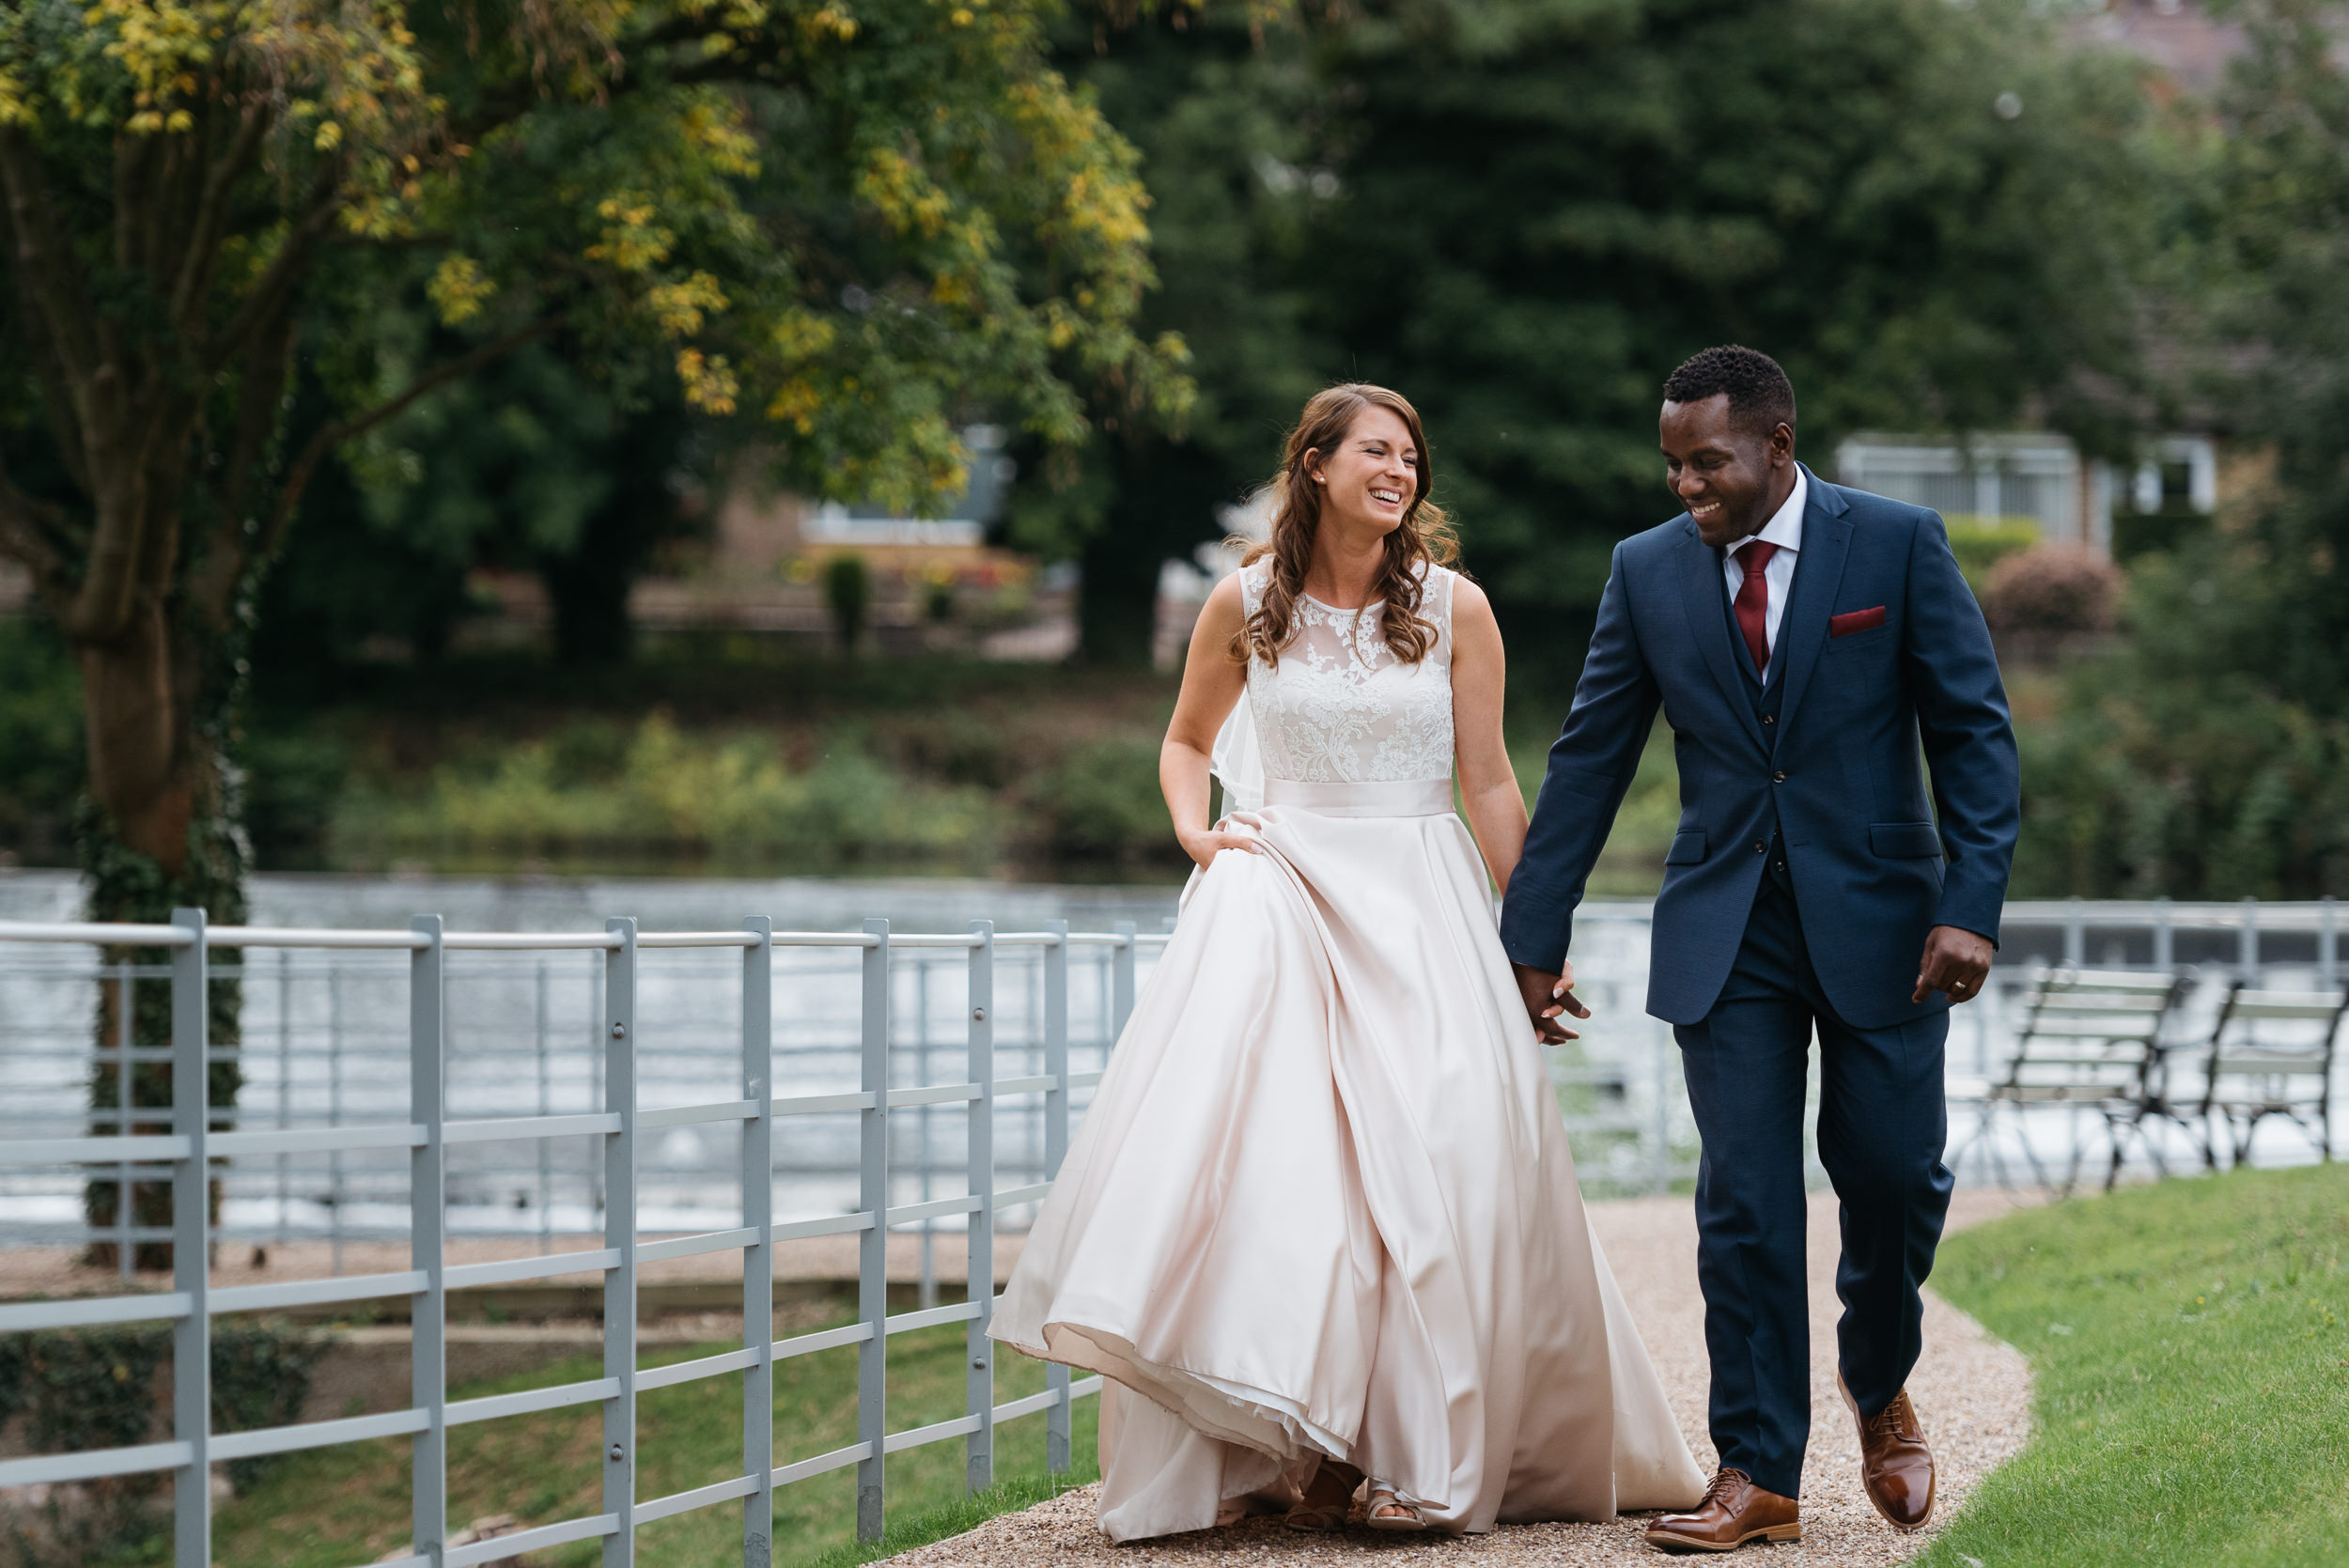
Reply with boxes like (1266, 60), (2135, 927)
(3, 0), (2345, 900)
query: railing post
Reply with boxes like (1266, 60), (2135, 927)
(170, 908), (210, 1568)
(856, 919), (890, 1542)
(116, 961), (133, 1280)
(2155, 897), (2173, 971)
(741, 919), (776, 1566)
(2322, 895), (2339, 989)
(2064, 896), (2085, 967)
(1042, 921), (1071, 1474)
(2239, 895), (2259, 977)
(1112, 922), (1137, 1039)
(603, 919), (640, 1568)
(411, 916), (448, 1568)
(966, 923), (996, 1495)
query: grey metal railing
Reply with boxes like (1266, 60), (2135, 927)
(0, 911), (1161, 1567)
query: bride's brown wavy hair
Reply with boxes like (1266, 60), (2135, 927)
(1230, 383), (1457, 669)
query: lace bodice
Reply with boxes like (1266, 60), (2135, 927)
(1237, 558), (1456, 785)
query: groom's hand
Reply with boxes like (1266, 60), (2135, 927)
(1512, 961), (1591, 1044)
(1913, 924), (1994, 1005)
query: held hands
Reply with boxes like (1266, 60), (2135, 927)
(1512, 961), (1592, 1044)
(1913, 924), (1994, 1005)
(1177, 819), (1262, 872)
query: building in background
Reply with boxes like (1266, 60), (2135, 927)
(1834, 432), (2219, 555)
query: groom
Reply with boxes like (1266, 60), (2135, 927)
(1501, 346), (2018, 1552)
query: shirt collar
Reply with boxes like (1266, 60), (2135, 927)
(1728, 465), (1807, 558)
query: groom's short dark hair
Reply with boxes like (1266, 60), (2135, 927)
(1662, 346), (1797, 435)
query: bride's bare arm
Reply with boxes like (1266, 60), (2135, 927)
(1450, 579), (1529, 894)
(1160, 573), (1260, 869)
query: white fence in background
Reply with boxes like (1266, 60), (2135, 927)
(0, 898), (2340, 1566)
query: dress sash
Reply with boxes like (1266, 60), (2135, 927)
(1261, 777), (1455, 818)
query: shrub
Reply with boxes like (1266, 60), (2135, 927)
(1938, 515), (2043, 593)
(823, 553), (872, 654)
(1982, 543), (2121, 633)
(1031, 738), (1174, 861)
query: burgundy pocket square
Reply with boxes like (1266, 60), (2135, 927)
(1830, 606), (1887, 637)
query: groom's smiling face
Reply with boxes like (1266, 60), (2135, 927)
(1659, 394), (1797, 550)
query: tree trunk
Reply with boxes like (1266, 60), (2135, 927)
(77, 602), (246, 1272)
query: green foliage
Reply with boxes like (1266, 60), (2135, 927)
(331, 713), (998, 871)
(1923, 1164), (2349, 1567)
(209, 1325), (333, 1492)
(1981, 543), (2121, 633)
(203, 1305), (1099, 1568)
(1939, 516), (2043, 593)
(1095, 0), (2157, 677)
(0, 616), (81, 857)
(21, 1328), (170, 1460)
(1031, 737), (1177, 862)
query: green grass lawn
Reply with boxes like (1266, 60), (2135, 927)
(1921, 1162), (2349, 1567)
(194, 1296), (1098, 1568)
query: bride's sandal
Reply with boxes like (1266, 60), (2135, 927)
(1365, 1488), (1429, 1533)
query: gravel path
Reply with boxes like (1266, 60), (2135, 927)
(887, 1188), (2037, 1567)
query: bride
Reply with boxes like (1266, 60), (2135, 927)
(990, 383), (1704, 1538)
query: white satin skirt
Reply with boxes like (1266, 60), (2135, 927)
(988, 777), (1706, 1539)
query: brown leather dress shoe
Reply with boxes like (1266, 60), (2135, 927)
(1643, 1467), (1800, 1553)
(1839, 1373), (1937, 1530)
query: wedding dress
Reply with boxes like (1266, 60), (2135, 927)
(989, 559), (1705, 1537)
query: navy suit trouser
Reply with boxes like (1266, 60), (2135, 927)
(1672, 870), (1954, 1500)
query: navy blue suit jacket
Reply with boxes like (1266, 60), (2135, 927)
(1499, 468), (2021, 1032)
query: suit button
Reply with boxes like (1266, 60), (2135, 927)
(1763, 714), (1776, 725)
(1754, 842), (1766, 854)
(1772, 771), (1787, 783)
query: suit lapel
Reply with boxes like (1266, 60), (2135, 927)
(1773, 467), (1853, 735)
(1673, 518), (1767, 753)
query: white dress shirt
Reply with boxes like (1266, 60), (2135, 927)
(1719, 466), (1808, 679)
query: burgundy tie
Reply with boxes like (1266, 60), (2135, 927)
(1735, 540), (1779, 678)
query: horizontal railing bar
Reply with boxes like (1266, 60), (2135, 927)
(890, 1082), (982, 1109)
(634, 931), (763, 949)
(1067, 1070), (1105, 1089)
(771, 932), (883, 949)
(633, 1473), (760, 1526)
(640, 1098), (756, 1129)
(0, 1439), (193, 1488)
(771, 1441), (870, 1487)
(990, 1387), (1063, 1423)
(446, 1376), (622, 1427)
(991, 1183), (1050, 1210)
(0, 1135), (192, 1167)
(885, 1301), (982, 1336)
(885, 1194), (982, 1225)
(210, 1124), (425, 1158)
(0, 921), (194, 945)
(0, 1292), (192, 1333)
(359, 1556), (431, 1568)
(772, 1091), (875, 1117)
(884, 934), (986, 950)
(443, 1512), (619, 1568)
(207, 926), (429, 950)
(442, 932), (623, 951)
(993, 1075), (1055, 1096)
(881, 1414), (983, 1454)
(443, 1112), (623, 1145)
(988, 932), (1066, 948)
(772, 1212), (873, 1243)
(637, 1226), (759, 1265)
(210, 1270), (427, 1315)
(209, 1407), (428, 1462)
(443, 1249), (619, 1291)
(634, 1346), (760, 1393)
(774, 1322), (873, 1361)
(1071, 1374), (1103, 1399)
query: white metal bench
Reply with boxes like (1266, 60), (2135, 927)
(2195, 982), (2345, 1168)
(1949, 965), (2190, 1195)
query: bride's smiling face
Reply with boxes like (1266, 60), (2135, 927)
(1307, 406), (1419, 536)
